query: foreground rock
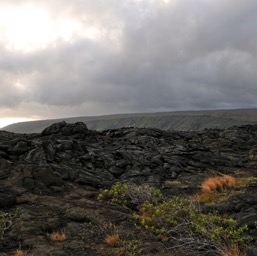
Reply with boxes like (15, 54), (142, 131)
(0, 121), (256, 255)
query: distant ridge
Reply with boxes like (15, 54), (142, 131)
(2, 108), (257, 133)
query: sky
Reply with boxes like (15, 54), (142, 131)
(0, 0), (257, 128)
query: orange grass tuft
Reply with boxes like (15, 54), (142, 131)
(161, 235), (169, 242)
(213, 177), (224, 192)
(49, 231), (66, 241)
(15, 250), (26, 256)
(201, 178), (218, 193)
(105, 234), (120, 247)
(223, 175), (237, 189)
(201, 175), (236, 193)
(224, 244), (246, 256)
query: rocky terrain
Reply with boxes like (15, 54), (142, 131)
(0, 121), (257, 255)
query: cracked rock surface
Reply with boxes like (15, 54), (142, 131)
(0, 121), (256, 255)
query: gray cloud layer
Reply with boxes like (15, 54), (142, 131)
(1, 0), (257, 119)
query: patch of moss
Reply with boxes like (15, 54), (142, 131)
(164, 180), (181, 186)
(205, 169), (224, 176)
(236, 176), (257, 187)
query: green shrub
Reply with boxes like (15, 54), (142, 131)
(127, 184), (162, 205)
(116, 240), (142, 256)
(97, 182), (162, 206)
(134, 196), (188, 237)
(98, 183), (253, 255)
(97, 182), (129, 205)
(134, 196), (252, 254)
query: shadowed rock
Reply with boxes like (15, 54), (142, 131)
(0, 121), (256, 255)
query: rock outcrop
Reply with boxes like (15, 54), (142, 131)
(0, 121), (256, 255)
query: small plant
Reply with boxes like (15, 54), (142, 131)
(195, 175), (257, 205)
(97, 182), (129, 205)
(0, 212), (8, 239)
(134, 196), (190, 238)
(247, 153), (257, 161)
(98, 182), (162, 206)
(0, 209), (19, 239)
(194, 175), (237, 204)
(105, 234), (120, 247)
(223, 244), (247, 256)
(193, 191), (220, 204)
(107, 239), (142, 256)
(223, 175), (237, 189)
(0, 208), (20, 239)
(127, 184), (162, 205)
(49, 231), (66, 241)
(15, 250), (26, 256)
(236, 176), (257, 187)
(201, 175), (236, 193)
(117, 240), (142, 256)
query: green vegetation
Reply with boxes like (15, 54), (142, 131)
(247, 153), (257, 161)
(164, 180), (181, 185)
(0, 208), (20, 239)
(97, 182), (129, 205)
(115, 240), (142, 256)
(0, 212), (8, 239)
(97, 182), (162, 206)
(98, 182), (253, 255)
(134, 197), (252, 247)
(236, 176), (257, 187)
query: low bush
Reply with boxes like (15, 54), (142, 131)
(127, 184), (162, 205)
(97, 182), (162, 206)
(98, 182), (253, 255)
(97, 182), (129, 205)
(134, 196), (252, 255)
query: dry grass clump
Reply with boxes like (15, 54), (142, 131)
(49, 231), (66, 241)
(105, 234), (120, 247)
(223, 175), (237, 189)
(201, 175), (236, 193)
(193, 175), (237, 204)
(223, 244), (247, 256)
(15, 250), (26, 256)
(193, 191), (220, 204)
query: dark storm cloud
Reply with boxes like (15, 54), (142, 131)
(0, 0), (257, 119)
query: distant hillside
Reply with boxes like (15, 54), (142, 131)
(2, 109), (257, 133)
